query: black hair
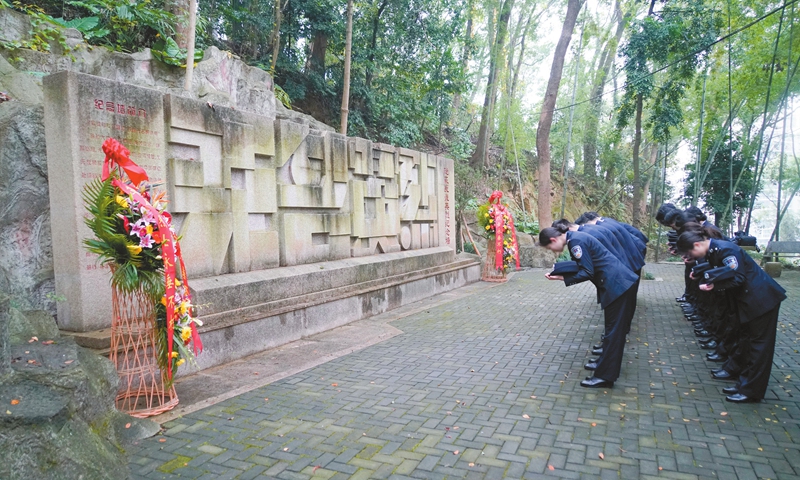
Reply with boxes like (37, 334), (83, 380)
(538, 227), (564, 246)
(552, 218), (574, 233)
(676, 224), (721, 252)
(574, 214), (588, 225)
(673, 211), (694, 231)
(684, 206), (707, 222)
(656, 203), (677, 224)
(663, 209), (682, 227)
(582, 211), (600, 220)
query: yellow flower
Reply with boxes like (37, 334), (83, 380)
(160, 296), (167, 306)
(171, 351), (179, 358)
(484, 213), (489, 217)
(126, 244), (142, 255)
(146, 224), (154, 235)
(179, 301), (190, 316)
(175, 279), (181, 287)
(180, 327), (192, 342)
(485, 226), (490, 230)
(176, 358), (185, 367)
(115, 195), (129, 208)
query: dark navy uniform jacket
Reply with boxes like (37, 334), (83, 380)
(706, 239), (786, 323)
(579, 224), (638, 271)
(594, 218), (646, 271)
(563, 231), (639, 309)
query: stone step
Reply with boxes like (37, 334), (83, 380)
(65, 250), (482, 367)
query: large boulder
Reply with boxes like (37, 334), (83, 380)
(0, 301), (158, 480)
(0, 101), (54, 315)
(519, 244), (557, 268)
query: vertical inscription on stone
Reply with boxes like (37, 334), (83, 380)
(44, 71), (166, 332)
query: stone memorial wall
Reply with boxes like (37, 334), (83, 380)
(43, 71), (466, 346)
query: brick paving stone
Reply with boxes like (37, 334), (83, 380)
(128, 266), (800, 479)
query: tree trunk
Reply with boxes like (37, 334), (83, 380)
(166, 0), (191, 48)
(631, 93), (644, 228)
(366, 0), (389, 91)
(270, 0), (287, 71)
(451, 0), (473, 119)
(640, 144), (657, 220)
(469, 0), (516, 170)
(306, 31), (328, 75)
(183, 0), (196, 90)
(535, 0), (584, 229)
(583, 0), (625, 178)
(340, 0), (354, 135)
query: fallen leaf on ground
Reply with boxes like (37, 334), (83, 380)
(548, 465), (555, 471)
(125, 423), (131, 429)
(598, 453), (604, 459)
(42, 340), (54, 345)
(453, 450), (459, 455)
(158, 438), (166, 443)
(283, 448), (289, 451)
(591, 423), (597, 427)
(28, 337), (38, 343)
(64, 360), (74, 365)
(522, 414), (530, 419)
(331, 383), (338, 387)
(10, 399), (19, 405)
(27, 360), (36, 364)
(313, 466), (321, 473)
(469, 463), (475, 467)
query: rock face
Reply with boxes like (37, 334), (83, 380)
(0, 297), (159, 480)
(0, 99), (54, 315)
(519, 244), (557, 268)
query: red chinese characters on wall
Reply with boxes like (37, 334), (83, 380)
(444, 167), (451, 245)
(94, 99), (147, 118)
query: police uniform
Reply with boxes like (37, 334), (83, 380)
(598, 217), (648, 261)
(593, 218), (646, 334)
(563, 231), (639, 383)
(705, 239), (787, 400)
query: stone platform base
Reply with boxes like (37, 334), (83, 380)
(68, 247), (481, 373)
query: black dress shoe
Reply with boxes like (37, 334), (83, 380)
(592, 348), (603, 355)
(687, 315), (704, 321)
(700, 341), (718, 350)
(707, 353), (726, 362)
(722, 386), (739, 395)
(588, 358), (599, 363)
(676, 295), (687, 302)
(593, 344), (603, 349)
(726, 393), (760, 403)
(695, 330), (711, 337)
(580, 377), (614, 388)
(682, 307), (696, 314)
(584, 362), (598, 370)
(712, 369), (735, 380)
(710, 368), (724, 374)
(699, 337), (715, 344)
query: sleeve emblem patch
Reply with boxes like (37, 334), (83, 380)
(571, 246), (583, 259)
(723, 255), (738, 270)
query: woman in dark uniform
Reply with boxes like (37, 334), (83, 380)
(677, 226), (787, 403)
(539, 227), (639, 388)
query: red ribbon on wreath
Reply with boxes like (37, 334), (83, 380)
(487, 191), (520, 270)
(101, 138), (203, 379)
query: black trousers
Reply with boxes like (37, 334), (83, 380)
(595, 284), (638, 382)
(737, 305), (781, 399)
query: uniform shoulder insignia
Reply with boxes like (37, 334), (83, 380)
(571, 245), (583, 259)
(723, 255), (738, 270)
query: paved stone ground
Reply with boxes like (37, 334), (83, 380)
(128, 263), (800, 479)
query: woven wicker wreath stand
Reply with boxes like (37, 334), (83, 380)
(482, 242), (508, 283)
(109, 281), (178, 418)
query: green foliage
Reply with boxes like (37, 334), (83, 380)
(617, 0), (721, 141)
(513, 210), (539, 235)
(66, 0), (176, 52)
(81, 176), (163, 294)
(1, 2), (71, 61)
(274, 84), (292, 109)
(684, 140), (755, 223)
(150, 36), (203, 66)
